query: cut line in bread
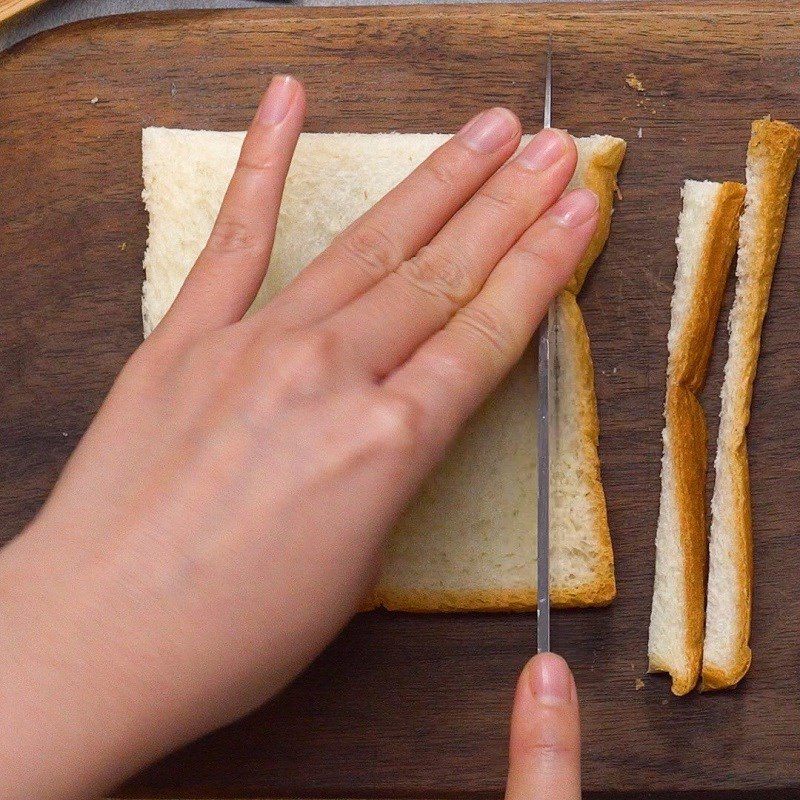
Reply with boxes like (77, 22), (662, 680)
(648, 180), (745, 696)
(141, 129), (625, 611)
(702, 118), (800, 691)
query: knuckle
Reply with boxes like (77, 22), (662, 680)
(420, 347), (471, 385)
(336, 221), (399, 281)
(175, 338), (215, 377)
(297, 328), (339, 367)
(236, 151), (279, 174)
(172, 330), (242, 389)
(511, 239), (553, 272)
(511, 697), (579, 764)
(475, 181), (521, 216)
(508, 238), (572, 288)
(271, 329), (340, 398)
(420, 151), (463, 192)
(401, 247), (476, 308)
(368, 393), (422, 451)
(455, 303), (515, 355)
(516, 733), (577, 761)
(205, 216), (266, 257)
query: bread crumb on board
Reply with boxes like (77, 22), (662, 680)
(90, 96), (99, 104)
(635, 678), (645, 691)
(637, 127), (643, 139)
(625, 73), (645, 92)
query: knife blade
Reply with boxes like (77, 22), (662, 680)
(536, 34), (554, 654)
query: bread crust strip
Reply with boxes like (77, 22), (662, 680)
(649, 180), (745, 695)
(702, 118), (800, 691)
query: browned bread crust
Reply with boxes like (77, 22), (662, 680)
(702, 118), (800, 691)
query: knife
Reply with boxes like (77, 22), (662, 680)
(536, 34), (554, 654)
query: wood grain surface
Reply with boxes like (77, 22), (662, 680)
(0, 0), (47, 26)
(2, 2), (800, 796)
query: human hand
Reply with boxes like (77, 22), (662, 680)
(0, 75), (598, 799)
(506, 653), (581, 800)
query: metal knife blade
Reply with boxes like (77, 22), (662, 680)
(536, 35), (554, 654)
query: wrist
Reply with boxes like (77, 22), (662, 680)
(0, 518), (198, 799)
(0, 521), (138, 797)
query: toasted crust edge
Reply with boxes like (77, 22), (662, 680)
(670, 182), (748, 392)
(653, 386), (709, 696)
(371, 137), (625, 613)
(365, 578), (615, 614)
(702, 438), (754, 692)
(567, 137), (627, 295)
(701, 118), (800, 691)
(368, 295), (616, 613)
(554, 292), (617, 607)
(648, 181), (745, 695)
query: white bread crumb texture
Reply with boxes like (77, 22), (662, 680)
(668, 180), (723, 365)
(648, 417), (689, 676)
(649, 179), (729, 688)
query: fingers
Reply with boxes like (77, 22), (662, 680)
(505, 654), (581, 800)
(383, 188), (598, 452)
(156, 75), (306, 345)
(323, 128), (577, 377)
(261, 108), (522, 329)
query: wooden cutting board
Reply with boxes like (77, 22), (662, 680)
(2, 2), (800, 796)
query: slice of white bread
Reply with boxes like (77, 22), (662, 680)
(648, 180), (745, 696)
(142, 128), (625, 610)
(702, 118), (800, 690)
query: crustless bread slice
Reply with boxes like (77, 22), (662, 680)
(702, 118), (800, 690)
(142, 129), (625, 610)
(648, 180), (745, 695)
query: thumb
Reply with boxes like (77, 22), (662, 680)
(505, 653), (581, 800)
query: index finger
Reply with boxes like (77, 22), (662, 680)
(505, 653), (581, 800)
(156, 76), (306, 344)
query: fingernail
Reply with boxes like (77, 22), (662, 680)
(257, 75), (298, 125)
(516, 128), (569, 172)
(549, 188), (599, 228)
(457, 107), (519, 154)
(527, 653), (574, 703)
